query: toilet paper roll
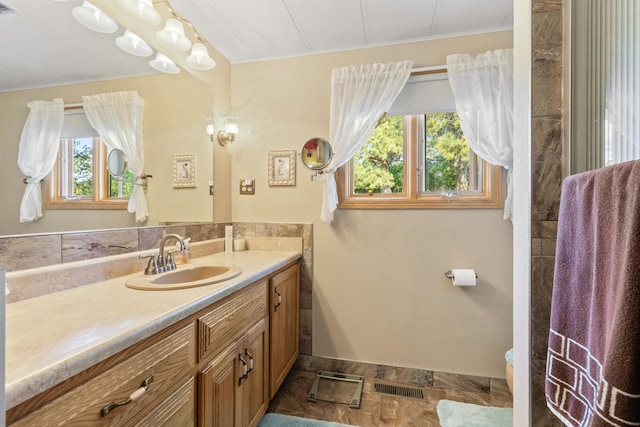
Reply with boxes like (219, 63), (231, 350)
(451, 269), (477, 286)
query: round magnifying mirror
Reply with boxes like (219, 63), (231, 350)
(107, 149), (128, 178)
(301, 137), (333, 171)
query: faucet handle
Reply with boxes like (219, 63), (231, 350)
(165, 249), (178, 271)
(140, 253), (161, 275)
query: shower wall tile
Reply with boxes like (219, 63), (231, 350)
(532, 12), (563, 117)
(541, 239), (557, 256)
(532, 238), (542, 256)
(533, 0), (562, 13)
(532, 256), (555, 360)
(540, 221), (558, 238)
(532, 117), (563, 221)
(532, 359), (564, 427)
(62, 229), (138, 263)
(0, 235), (61, 271)
(532, 2), (566, 423)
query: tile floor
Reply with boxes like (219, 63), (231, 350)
(267, 368), (513, 426)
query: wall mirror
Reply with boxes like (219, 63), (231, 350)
(107, 149), (128, 178)
(301, 137), (333, 171)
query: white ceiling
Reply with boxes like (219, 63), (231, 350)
(0, 0), (513, 93)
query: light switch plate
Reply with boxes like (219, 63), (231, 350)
(240, 179), (255, 195)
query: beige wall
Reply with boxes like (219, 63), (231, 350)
(231, 32), (514, 377)
(0, 68), (232, 235)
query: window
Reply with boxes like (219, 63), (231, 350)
(337, 72), (501, 209)
(45, 108), (132, 209)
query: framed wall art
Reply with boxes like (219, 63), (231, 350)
(268, 150), (296, 186)
(172, 154), (196, 188)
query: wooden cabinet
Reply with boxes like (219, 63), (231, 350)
(8, 260), (300, 427)
(196, 278), (270, 427)
(269, 263), (300, 398)
(11, 324), (195, 426)
(198, 319), (269, 427)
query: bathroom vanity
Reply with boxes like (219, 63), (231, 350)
(5, 249), (301, 426)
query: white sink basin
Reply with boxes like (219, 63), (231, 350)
(125, 264), (242, 290)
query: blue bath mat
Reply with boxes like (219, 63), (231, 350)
(437, 400), (513, 427)
(258, 413), (356, 427)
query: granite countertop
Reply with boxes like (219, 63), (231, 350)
(5, 249), (301, 410)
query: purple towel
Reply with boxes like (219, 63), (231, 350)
(546, 160), (640, 426)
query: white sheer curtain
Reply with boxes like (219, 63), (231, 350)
(321, 60), (413, 224)
(82, 91), (149, 222)
(17, 98), (64, 223)
(446, 49), (514, 221)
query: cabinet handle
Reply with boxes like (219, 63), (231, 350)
(274, 288), (282, 311)
(101, 375), (154, 417)
(238, 354), (248, 385)
(245, 348), (254, 374)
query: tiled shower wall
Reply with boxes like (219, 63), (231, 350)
(0, 221), (313, 357)
(531, 0), (565, 425)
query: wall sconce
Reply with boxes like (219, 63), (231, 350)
(205, 118), (215, 142)
(218, 117), (239, 146)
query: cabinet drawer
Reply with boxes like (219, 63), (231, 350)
(133, 377), (195, 427)
(198, 280), (267, 362)
(12, 324), (195, 426)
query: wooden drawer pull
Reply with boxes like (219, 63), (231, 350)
(274, 288), (282, 311)
(100, 375), (154, 417)
(245, 349), (254, 373)
(238, 354), (248, 385)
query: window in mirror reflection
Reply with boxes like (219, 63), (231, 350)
(60, 137), (94, 199)
(45, 108), (132, 210)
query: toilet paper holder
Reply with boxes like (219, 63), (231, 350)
(444, 270), (478, 279)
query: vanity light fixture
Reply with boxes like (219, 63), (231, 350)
(218, 117), (239, 146)
(149, 52), (180, 74)
(186, 42), (216, 71)
(116, 30), (153, 57)
(155, 18), (191, 52)
(120, 0), (161, 26)
(205, 118), (215, 142)
(72, 0), (118, 34)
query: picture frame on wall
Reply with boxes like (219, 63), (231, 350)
(172, 154), (196, 188)
(268, 150), (296, 186)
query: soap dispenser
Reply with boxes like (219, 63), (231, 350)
(177, 238), (191, 264)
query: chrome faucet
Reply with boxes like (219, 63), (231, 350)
(140, 233), (185, 275)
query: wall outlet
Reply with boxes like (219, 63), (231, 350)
(240, 179), (255, 195)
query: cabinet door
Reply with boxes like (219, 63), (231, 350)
(242, 318), (269, 427)
(198, 339), (244, 427)
(269, 263), (300, 398)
